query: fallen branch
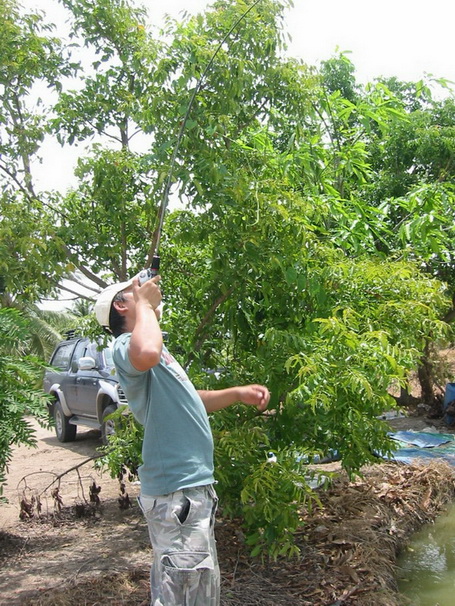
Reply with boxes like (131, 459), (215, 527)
(40, 455), (102, 495)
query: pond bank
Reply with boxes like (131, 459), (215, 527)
(8, 460), (455, 606)
(294, 461), (455, 606)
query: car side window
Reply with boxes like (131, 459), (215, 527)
(51, 343), (76, 371)
(103, 346), (114, 368)
(86, 342), (99, 360)
(71, 340), (89, 372)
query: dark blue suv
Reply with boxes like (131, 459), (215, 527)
(43, 335), (127, 444)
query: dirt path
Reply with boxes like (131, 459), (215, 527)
(0, 419), (149, 605)
(1, 418), (131, 529)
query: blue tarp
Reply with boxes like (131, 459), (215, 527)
(390, 431), (453, 448)
(389, 430), (455, 466)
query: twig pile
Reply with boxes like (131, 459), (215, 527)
(15, 461), (455, 606)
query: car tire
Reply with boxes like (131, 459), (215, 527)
(101, 404), (117, 445)
(54, 399), (77, 442)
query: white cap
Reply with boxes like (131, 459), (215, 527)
(94, 279), (134, 328)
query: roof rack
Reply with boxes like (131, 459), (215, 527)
(64, 329), (77, 340)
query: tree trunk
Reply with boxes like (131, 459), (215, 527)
(395, 386), (420, 407)
(417, 341), (435, 406)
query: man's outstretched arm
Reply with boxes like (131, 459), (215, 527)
(198, 384), (270, 413)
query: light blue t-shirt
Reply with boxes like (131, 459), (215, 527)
(113, 333), (215, 496)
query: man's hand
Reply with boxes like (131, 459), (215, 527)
(236, 384), (270, 412)
(128, 275), (163, 371)
(132, 275), (162, 310)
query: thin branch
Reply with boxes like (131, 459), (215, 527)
(40, 296), (79, 302)
(60, 243), (108, 288)
(129, 127), (143, 140)
(67, 272), (101, 293)
(195, 287), (235, 344)
(54, 283), (94, 301)
(40, 455), (102, 495)
(84, 117), (123, 144)
(0, 162), (33, 199)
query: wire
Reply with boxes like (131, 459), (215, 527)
(153, 0), (263, 257)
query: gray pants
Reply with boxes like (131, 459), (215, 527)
(139, 484), (220, 606)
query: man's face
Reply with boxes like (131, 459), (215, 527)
(116, 286), (162, 321)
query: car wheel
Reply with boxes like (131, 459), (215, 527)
(54, 399), (77, 442)
(101, 404), (117, 445)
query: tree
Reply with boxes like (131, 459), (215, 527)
(0, 0), (80, 300)
(2, 0), (455, 558)
(0, 308), (51, 497)
(321, 53), (360, 102)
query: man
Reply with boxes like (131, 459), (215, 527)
(94, 275), (270, 606)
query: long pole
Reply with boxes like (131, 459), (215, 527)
(146, 0), (263, 279)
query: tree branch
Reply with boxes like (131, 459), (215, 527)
(186, 286), (235, 366)
(39, 456), (103, 495)
(67, 272), (101, 293)
(59, 243), (108, 288)
(55, 283), (94, 301)
(443, 308), (455, 324)
(0, 161), (33, 200)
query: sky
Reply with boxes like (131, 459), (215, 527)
(22, 0), (455, 193)
(146, 0), (455, 85)
(25, 0), (455, 83)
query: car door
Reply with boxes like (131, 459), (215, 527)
(71, 341), (100, 418)
(45, 340), (79, 407)
(63, 339), (90, 415)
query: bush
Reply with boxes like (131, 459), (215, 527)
(0, 308), (51, 498)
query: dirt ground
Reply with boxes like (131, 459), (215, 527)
(1, 412), (455, 606)
(0, 421), (148, 602)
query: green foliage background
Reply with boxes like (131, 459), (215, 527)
(1, 0), (455, 556)
(0, 308), (51, 497)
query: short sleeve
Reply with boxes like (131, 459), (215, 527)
(113, 333), (145, 377)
